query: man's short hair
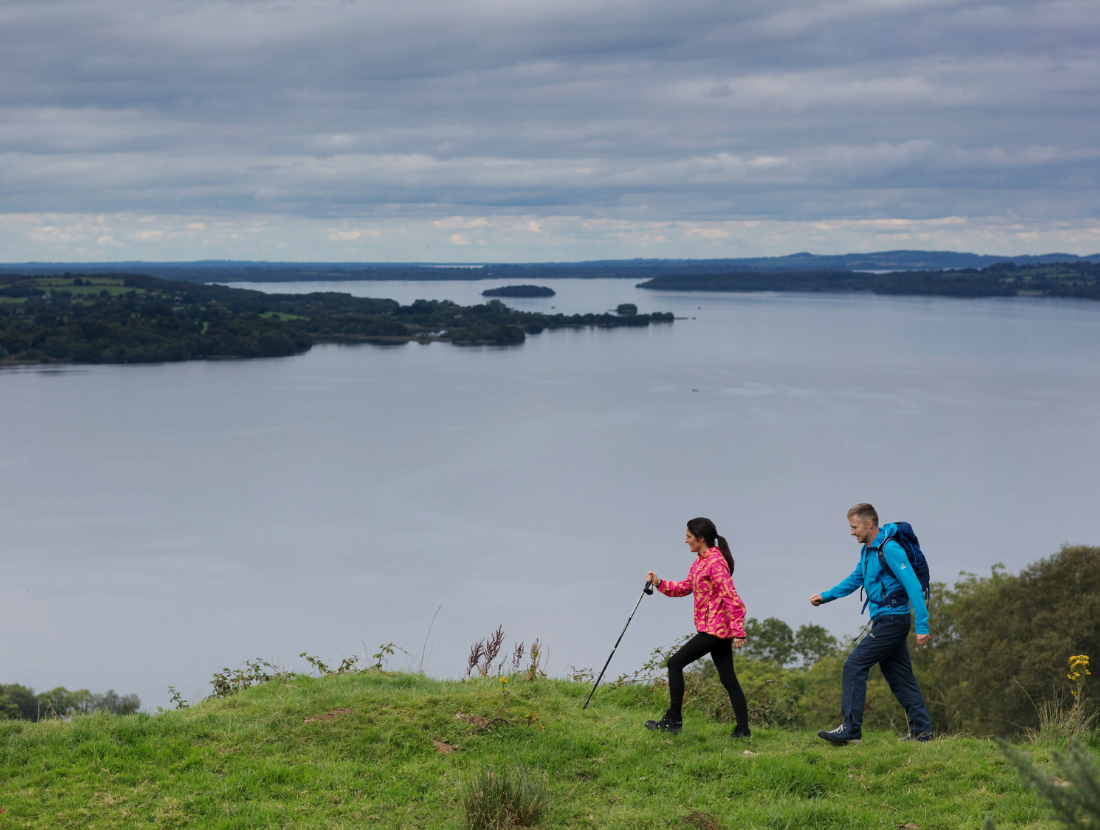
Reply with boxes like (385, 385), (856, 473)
(847, 503), (879, 525)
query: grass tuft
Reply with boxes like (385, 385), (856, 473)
(461, 764), (547, 829)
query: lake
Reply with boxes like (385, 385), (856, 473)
(3, 279), (1100, 710)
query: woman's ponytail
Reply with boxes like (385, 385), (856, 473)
(716, 535), (735, 575)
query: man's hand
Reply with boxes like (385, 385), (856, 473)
(646, 571), (659, 586)
(809, 593), (824, 606)
(916, 633), (931, 647)
(733, 637), (746, 649)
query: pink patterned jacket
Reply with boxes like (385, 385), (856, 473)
(657, 548), (747, 639)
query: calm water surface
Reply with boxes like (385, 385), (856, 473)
(3, 280), (1100, 708)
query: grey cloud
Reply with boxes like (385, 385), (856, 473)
(1, 0), (1098, 227)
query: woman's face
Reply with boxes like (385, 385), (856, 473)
(685, 528), (708, 554)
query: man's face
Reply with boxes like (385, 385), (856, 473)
(849, 516), (877, 546)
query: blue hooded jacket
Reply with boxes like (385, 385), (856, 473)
(820, 523), (929, 635)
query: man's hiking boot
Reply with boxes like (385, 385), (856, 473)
(645, 711), (682, 734)
(818, 725), (861, 745)
(898, 732), (934, 743)
(730, 725), (752, 739)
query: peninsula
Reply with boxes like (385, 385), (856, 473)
(0, 273), (672, 366)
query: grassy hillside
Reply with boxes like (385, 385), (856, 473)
(0, 671), (1084, 829)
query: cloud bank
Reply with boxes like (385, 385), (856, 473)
(1, 0), (1097, 260)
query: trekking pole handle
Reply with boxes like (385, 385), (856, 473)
(644, 580), (654, 595)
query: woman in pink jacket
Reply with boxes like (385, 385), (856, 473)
(644, 517), (750, 737)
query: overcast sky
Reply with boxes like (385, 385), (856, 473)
(1, 0), (1097, 261)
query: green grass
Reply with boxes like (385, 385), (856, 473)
(28, 277), (142, 297)
(0, 672), (1081, 829)
(260, 311), (309, 321)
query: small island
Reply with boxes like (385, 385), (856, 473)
(480, 285), (556, 298)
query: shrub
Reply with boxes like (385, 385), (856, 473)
(461, 765), (547, 830)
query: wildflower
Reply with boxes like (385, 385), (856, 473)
(1066, 655), (1089, 699)
(499, 677), (509, 685)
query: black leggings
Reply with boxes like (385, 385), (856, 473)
(667, 632), (748, 727)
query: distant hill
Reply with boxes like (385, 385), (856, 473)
(1, 250), (1098, 283)
(636, 261), (1100, 300)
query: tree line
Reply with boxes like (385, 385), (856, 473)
(0, 684), (140, 720)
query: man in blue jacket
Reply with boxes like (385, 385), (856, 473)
(810, 503), (933, 744)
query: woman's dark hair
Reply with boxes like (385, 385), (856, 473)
(687, 517), (734, 575)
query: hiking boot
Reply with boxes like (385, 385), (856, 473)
(818, 725), (862, 745)
(898, 732), (934, 743)
(645, 711), (682, 734)
(730, 725), (752, 739)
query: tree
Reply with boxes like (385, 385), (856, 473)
(793, 624), (840, 667)
(743, 617), (796, 666)
(0, 684), (39, 720)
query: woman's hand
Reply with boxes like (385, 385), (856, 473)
(646, 571), (659, 586)
(733, 637), (746, 649)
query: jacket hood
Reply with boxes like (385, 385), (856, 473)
(871, 522), (898, 549)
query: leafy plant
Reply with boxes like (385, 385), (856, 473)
(299, 651), (368, 676)
(987, 739), (1100, 829)
(743, 678), (799, 728)
(567, 666), (594, 683)
(167, 686), (189, 711)
(209, 659), (292, 699)
(610, 633), (692, 688)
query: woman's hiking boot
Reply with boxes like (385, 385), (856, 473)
(645, 711), (682, 734)
(817, 724), (861, 745)
(898, 732), (934, 742)
(730, 725), (752, 739)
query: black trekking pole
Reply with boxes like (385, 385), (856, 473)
(582, 581), (654, 709)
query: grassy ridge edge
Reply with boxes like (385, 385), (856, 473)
(0, 671), (1077, 828)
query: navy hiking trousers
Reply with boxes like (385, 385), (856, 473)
(841, 613), (932, 736)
